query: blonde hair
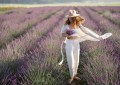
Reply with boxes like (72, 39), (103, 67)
(64, 16), (85, 26)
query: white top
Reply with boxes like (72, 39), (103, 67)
(60, 24), (96, 42)
(60, 24), (113, 42)
(61, 24), (86, 35)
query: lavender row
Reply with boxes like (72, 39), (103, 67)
(84, 7), (120, 66)
(0, 7), (62, 49)
(0, 7), (72, 85)
(88, 7), (120, 27)
(0, 7), (49, 29)
(77, 6), (120, 85)
(0, 8), (68, 62)
(84, 7), (120, 85)
(87, 6), (120, 13)
(18, 7), (72, 85)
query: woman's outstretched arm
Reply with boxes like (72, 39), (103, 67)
(79, 24), (103, 40)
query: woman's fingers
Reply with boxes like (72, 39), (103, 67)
(67, 35), (78, 39)
(99, 36), (104, 40)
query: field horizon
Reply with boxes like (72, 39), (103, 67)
(0, 1), (120, 8)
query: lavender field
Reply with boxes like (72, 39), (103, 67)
(0, 6), (120, 85)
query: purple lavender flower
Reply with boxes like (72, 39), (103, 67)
(66, 29), (75, 35)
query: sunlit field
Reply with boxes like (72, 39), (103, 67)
(0, 5), (120, 85)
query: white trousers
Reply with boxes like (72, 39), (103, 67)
(65, 39), (80, 78)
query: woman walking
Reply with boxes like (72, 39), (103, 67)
(59, 10), (112, 84)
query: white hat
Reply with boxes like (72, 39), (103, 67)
(65, 10), (80, 18)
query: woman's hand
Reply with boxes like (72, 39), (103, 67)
(99, 36), (104, 40)
(62, 33), (78, 39)
(67, 35), (78, 39)
(62, 33), (69, 37)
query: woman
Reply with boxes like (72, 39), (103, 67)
(59, 10), (112, 84)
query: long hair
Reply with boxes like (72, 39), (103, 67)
(64, 16), (85, 26)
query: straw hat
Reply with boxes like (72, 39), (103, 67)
(65, 10), (80, 18)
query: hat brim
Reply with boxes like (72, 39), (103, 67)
(65, 14), (80, 18)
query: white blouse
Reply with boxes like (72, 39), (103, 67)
(60, 24), (112, 42)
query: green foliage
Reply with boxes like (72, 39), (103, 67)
(22, 68), (57, 85)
